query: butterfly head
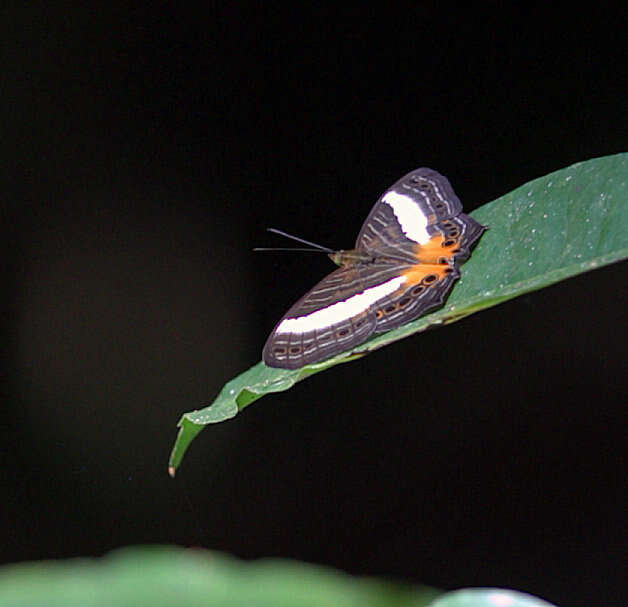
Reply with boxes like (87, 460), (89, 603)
(329, 248), (373, 267)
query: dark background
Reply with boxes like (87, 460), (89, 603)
(2, 5), (626, 607)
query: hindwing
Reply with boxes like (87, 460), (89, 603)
(262, 266), (378, 369)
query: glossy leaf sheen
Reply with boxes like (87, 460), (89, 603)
(430, 588), (558, 607)
(170, 153), (628, 473)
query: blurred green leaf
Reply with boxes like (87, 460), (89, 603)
(0, 547), (560, 607)
(0, 546), (440, 607)
(170, 153), (628, 473)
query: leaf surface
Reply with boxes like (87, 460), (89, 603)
(170, 153), (628, 473)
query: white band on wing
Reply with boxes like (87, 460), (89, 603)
(275, 276), (405, 334)
(383, 191), (431, 244)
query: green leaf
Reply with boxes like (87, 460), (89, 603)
(0, 546), (559, 606)
(169, 153), (628, 473)
(0, 546), (441, 607)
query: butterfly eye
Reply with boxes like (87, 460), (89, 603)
(289, 346), (301, 354)
(442, 239), (457, 247)
(398, 296), (411, 308)
(384, 304), (396, 314)
(355, 317), (367, 328)
(273, 347), (287, 355)
(337, 328), (350, 337)
(422, 274), (438, 285)
(410, 285), (425, 296)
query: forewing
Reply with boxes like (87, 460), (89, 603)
(356, 168), (464, 253)
(263, 266), (378, 369)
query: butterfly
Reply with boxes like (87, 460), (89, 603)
(263, 168), (485, 369)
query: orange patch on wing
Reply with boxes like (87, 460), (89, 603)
(402, 262), (452, 286)
(413, 234), (460, 263)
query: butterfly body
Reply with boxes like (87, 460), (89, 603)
(263, 168), (485, 369)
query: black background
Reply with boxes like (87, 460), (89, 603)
(2, 5), (627, 607)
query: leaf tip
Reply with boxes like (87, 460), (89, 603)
(168, 465), (176, 478)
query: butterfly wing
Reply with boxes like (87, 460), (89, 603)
(263, 266), (378, 369)
(354, 167), (484, 331)
(367, 262), (461, 333)
(356, 167), (481, 255)
(262, 257), (464, 368)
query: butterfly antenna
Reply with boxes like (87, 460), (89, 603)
(257, 228), (334, 253)
(252, 247), (332, 253)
